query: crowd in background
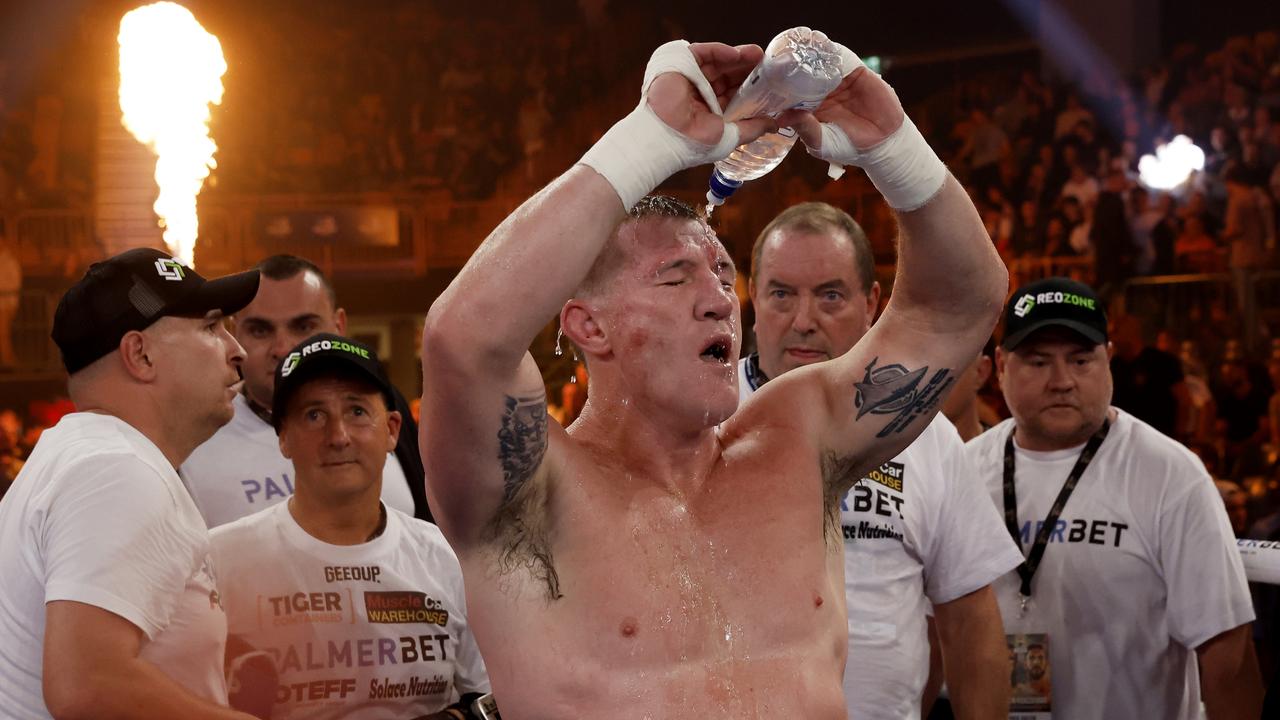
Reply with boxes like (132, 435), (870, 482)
(2, 9), (1280, 529)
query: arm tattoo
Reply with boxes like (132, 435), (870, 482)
(492, 392), (561, 600)
(853, 357), (954, 438)
(497, 393), (548, 505)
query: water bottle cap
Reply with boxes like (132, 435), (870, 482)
(707, 168), (743, 204)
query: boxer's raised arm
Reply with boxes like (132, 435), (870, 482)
(421, 42), (774, 547)
(762, 60), (1006, 493)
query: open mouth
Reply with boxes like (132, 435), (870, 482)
(700, 338), (731, 364)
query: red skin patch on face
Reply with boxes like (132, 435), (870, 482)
(627, 327), (650, 351)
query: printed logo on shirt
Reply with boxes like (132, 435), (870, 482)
(368, 673), (451, 700)
(365, 591), (450, 626)
(325, 565), (382, 584)
(865, 461), (904, 492)
(1018, 517), (1129, 548)
(841, 462), (907, 543)
(242, 472), (294, 504)
(265, 591), (346, 626)
(276, 677), (358, 704)
(267, 633), (452, 672)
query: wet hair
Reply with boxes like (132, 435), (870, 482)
(629, 194), (701, 222)
(750, 202), (875, 294)
(253, 254), (337, 307)
(575, 195), (705, 298)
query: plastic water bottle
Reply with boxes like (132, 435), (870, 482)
(707, 27), (849, 210)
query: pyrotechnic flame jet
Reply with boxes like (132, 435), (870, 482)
(118, 1), (226, 266)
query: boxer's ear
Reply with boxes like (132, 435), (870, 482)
(560, 300), (611, 362)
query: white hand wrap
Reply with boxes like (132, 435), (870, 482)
(580, 41), (741, 210)
(805, 48), (948, 212)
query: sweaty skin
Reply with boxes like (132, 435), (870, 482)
(421, 41), (1005, 719)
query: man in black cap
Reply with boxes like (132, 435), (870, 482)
(965, 277), (1262, 719)
(211, 334), (490, 720)
(0, 248), (260, 719)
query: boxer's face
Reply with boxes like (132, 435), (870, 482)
(599, 217), (741, 426)
(751, 227), (877, 381)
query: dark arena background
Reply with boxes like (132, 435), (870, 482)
(0, 0), (1276, 472)
(3, 0), (1280, 717)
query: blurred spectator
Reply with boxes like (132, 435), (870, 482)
(1175, 214), (1224, 272)
(1110, 313), (1190, 440)
(1053, 92), (1094, 139)
(0, 231), (20, 369)
(1060, 196), (1091, 255)
(957, 107), (1009, 191)
(1129, 187), (1163, 275)
(1216, 479), (1250, 537)
(1269, 355), (1280, 451)
(1178, 340), (1220, 444)
(1149, 192), (1180, 273)
(1214, 354), (1272, 474)
(1091, 192), (1132, 293)
(1059, 161), (1100, 211)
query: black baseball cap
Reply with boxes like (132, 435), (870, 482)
(272, 333), (395, 431)
(52, 247), (260, 374)
(1001, 277), (1108, 351)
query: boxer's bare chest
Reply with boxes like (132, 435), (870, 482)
(463, 435), (850, 715)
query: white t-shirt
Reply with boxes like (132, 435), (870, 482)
(0, 413), (229, 719)
(211, 501), (489, 719)
(966, 409), (1255, 720)
(737, 358), (1023, 719)
(181, 394), (414, 527)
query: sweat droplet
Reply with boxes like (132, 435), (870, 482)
(554, 328), (564, 356)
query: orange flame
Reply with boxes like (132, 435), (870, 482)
(118, 2), (225, 266)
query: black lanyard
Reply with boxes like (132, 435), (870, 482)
(744, 352), (768, 392)
(1003, 419), (1111, 602)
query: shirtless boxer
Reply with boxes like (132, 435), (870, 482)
(420, 40), (1007, 718)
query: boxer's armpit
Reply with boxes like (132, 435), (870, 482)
(497, 392), (549, 506)
(488, 392), (562, 600)
(852, 356), (954, 438)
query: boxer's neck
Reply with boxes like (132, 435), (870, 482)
(571, 403), (721, 496)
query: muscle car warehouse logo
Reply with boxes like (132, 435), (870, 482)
(865, 460), (904, 492)
(365, 591), (450, 626)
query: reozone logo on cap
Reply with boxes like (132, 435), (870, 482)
(280, 338), (371, 378)
(154, 258), (187, 281)
(1014, 291), (1095, 318)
